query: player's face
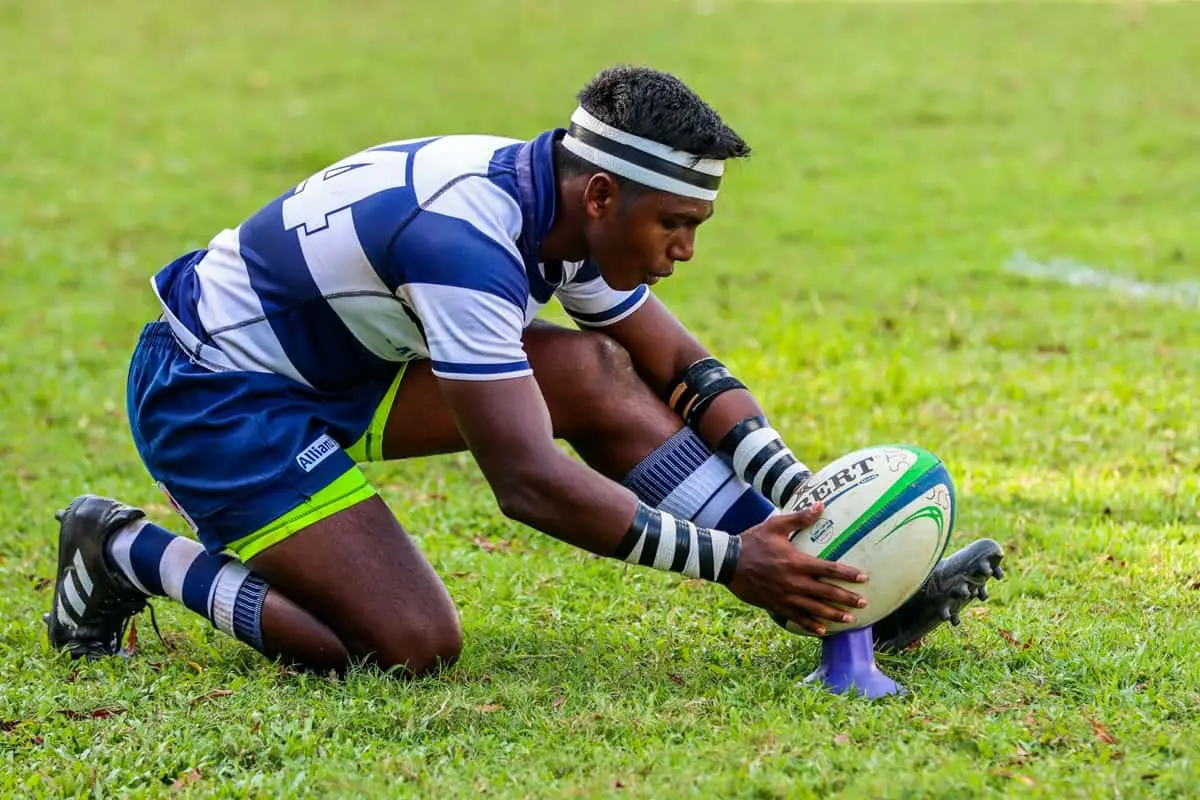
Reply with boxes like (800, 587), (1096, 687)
(587, 187), (714, 291)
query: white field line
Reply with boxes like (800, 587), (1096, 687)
(696, 0), (1191, 8)
(1003, 251), (1200, 310)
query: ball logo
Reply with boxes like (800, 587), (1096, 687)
(296, 434), (339, 473)
(926, 484), (951, 511)
(794, 455), (877, 508)
(884, 449), (917, 473)
(807, 517), (836, 545)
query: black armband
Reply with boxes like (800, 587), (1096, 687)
(613, 501), (740, 585)
(717, 416), (812, 508)
(665, 357), (747, 428)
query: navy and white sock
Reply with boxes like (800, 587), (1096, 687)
(623, 427), (775, 534)
(106, 520), (268, 653)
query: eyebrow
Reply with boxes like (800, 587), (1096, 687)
(669, 207), (714, 225)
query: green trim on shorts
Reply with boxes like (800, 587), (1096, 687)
(346, 362), (407, 463)
(225, 467), (377, 561)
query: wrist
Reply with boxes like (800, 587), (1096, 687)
(613, 501), (740, 585)
(717, 416), (811, 508)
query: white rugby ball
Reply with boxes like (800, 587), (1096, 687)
(777, 444), (956, 636)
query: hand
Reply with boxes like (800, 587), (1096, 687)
(727, 503), (869, 636)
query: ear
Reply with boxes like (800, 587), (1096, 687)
(582, 173), (621, 221)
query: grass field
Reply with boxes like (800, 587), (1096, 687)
(2, 1), (1198, 796)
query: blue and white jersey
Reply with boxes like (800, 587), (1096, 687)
(151, 130), (648, 390)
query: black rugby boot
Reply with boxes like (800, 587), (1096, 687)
(872, 538), (1005, 653)
(45, 495), (148, 659)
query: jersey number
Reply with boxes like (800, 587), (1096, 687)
(281, 150), (410, 236)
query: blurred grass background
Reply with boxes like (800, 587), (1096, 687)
(1, 1), (1197, 796)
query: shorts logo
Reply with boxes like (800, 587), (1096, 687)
(297, 434), (339, 473)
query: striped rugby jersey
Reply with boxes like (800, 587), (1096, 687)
(151, 129), (648, 390)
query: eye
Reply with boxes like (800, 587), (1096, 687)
(660, 217), (681, 231)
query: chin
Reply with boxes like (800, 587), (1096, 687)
(601, 274), (641, 291)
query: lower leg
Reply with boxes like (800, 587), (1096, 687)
(246, 496), (463, 677)
(108, 519), (349, 670)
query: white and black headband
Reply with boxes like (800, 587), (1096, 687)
(561, 106), (724, 201)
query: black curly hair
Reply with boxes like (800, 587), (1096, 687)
(555, 66), (750, 189)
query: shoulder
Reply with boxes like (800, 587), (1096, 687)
(408, 135), (526, 242)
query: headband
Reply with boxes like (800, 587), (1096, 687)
(561, 106), (723, 201)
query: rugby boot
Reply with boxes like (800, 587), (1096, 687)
(872, 538), (1005, 653)
(45, 495), (148, 659)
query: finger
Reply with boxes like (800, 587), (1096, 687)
(808, 580), (868, 609)
(809, 557), (868, 584)
(784, 614), (827, 637)
(790, 594), (857, 625)
(771, 503), (825, 532)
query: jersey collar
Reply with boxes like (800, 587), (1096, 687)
(515, 128), (562, 264)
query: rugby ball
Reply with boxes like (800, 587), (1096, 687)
(777, 444), (956, 636)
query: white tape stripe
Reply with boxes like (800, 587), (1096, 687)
(708, 529), (729, 578)
(654, 515), (678, 570)
(159, 537), (203, 604)
(71, 550), (93, 596)
(210, 562), (250, 638)
(570, 106), (726, 176)
(682, 522), (702, 579)
(561, 137), (718, 201)
(732, 427), (779, 478)
(750, 449), (791, 495)
(625, 526), (647, 565)
(63, 572), (87, 617)
(771, 462), (811, 506)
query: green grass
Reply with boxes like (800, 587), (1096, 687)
(2, 1), (1198, 796)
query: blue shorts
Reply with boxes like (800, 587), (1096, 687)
(126, 322), (404, 558)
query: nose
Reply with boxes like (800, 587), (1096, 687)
(668, 230), (695, 263)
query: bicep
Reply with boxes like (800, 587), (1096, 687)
(436, 374), (557, 473)
(598, 294), (708, 395)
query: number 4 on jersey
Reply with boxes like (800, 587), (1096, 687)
(282, 149), (410, 236)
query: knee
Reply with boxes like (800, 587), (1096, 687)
(367, 613), (463, 678)
(573, 332), (641, 399)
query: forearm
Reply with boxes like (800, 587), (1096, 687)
(497, 451), (638, 555)
(598, 299), (788, 468)
(614, 317), (811, 506)
(496, 451), (738, 584)
(661, 356), (812, 508)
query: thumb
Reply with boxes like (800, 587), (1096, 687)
(771, 502), (825, 533)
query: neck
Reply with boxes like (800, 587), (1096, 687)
(538, 176), (590, 263)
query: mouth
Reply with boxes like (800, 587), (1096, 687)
(646, 268), (674, 284)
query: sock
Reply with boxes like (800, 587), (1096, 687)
(623, 427), (775, 534)
(106, 520), (268, 652)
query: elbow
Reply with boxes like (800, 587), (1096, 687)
(492, 471), (547, 526)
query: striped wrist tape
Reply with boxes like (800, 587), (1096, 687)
(613, 501), (740, 585)
(717, 416), (812, 508)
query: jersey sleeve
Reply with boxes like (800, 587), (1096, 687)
(391, 205), (533, 382)
(555, 260), (649, 327)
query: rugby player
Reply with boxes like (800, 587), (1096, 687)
(47, 66), (1002, 674)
